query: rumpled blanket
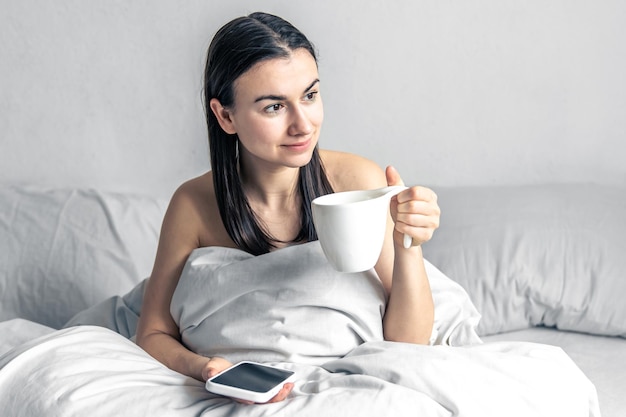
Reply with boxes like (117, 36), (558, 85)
(170, 244), (386, 365)
(64, 241), (482, 346)
(0, 326), (599, 416)
(0, 242), (600, 416)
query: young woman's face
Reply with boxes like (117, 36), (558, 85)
(222, 48), (323, 171)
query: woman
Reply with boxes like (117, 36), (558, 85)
(135, 11), (440, 403)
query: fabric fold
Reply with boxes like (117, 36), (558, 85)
(170, 242), (386, 365)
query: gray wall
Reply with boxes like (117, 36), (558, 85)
(2, 1), (624, 198)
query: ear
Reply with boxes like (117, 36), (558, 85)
(209, 98), (237, 134)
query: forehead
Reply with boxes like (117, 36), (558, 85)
(233, 48), (319, 102)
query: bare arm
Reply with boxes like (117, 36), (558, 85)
(136, 179), (296, 407)
(377, 166), (438, 344)
(135, 184), (217, 381)
(321, 151), (438, 344)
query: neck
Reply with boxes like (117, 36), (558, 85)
(240, 163), (300, 209)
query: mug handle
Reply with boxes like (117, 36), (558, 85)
(403, 234), (412, 249)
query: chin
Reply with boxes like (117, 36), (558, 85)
(287, 156), (314, 169)
(282, 145), (316, 168)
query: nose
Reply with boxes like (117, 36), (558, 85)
(288, 105), (313, 137)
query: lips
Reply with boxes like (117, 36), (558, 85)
(283, 138), (312, 151)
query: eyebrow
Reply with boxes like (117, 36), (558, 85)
(254, 79), (320, 103)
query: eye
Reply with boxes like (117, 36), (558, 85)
(264, 103), (284, 114)
(304, 91), (318, 102)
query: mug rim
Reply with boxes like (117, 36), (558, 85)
(312, 189), (382, 206)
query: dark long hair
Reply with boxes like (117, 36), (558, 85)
(203, 12), (334, 255)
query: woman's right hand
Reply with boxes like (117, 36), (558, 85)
(201, 356), (233, 381)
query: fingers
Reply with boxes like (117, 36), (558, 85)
(385, 165), (405, 187)
(237, 382), (294, 405)
(396, 185), (438, 204)
(202, 356), (233, 381)
(384, 167), (439, 246)
(393, 186), (440, 246)
(266, 382), (294, 403)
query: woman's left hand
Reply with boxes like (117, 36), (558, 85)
(386, 166), (440, 248)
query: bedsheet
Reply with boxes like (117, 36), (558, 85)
(0, 318), (54, 357)
(64, 242), (483, 347)
(0, 325), (600, 416)
(484, 327), (626, 417)
(0, 242), (600, 416)
(169, 244), (387, 365)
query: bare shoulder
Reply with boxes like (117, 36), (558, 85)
(178, 171), (212, 196)
(169, 172), (214, 217)
(164, 172), (230, 248)
(319, 149), (387, 192)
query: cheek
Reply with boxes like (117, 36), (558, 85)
(310, 102), (324, 126)
(241, 118), (282, 145)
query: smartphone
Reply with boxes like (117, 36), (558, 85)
(205, 361), (296, 403)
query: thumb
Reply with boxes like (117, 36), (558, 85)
(202, 357), (232, 381)
(386, 165), (405, 187)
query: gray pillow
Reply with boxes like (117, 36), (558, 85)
(423, 184), (626, 338)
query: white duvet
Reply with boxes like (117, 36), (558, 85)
(0, 243), (600, 416)
(0, 326), (600, 416)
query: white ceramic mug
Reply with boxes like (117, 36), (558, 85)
(311, 186), (411, 273)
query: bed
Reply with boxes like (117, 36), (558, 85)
(0, 184), (623, 416)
